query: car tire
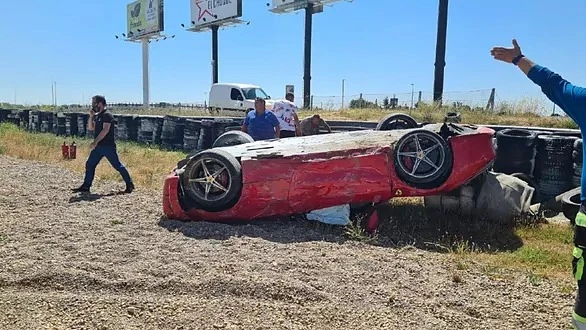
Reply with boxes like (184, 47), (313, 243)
(180, 148), (243, 212)
(493, 128), (537, 175)
(393, 129), (453, 189)
(561, 190), (582, 225)
(212, 130), (254, 148)
(376, 113), (418, 131)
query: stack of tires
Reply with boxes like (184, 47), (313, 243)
(197, 119), (215, 150)
(533, 134), (577, 201)
(55, 113), (67, 136)
(18, 110), (29, 129)
(138, 116), (158, 144)
(64, 113), (78, 136)
(39, 111), (53, 133)
(573, 138), (583, 188)
(161, 115), (185, 150)
(77, 113), (89, 137)
(493, 128), (537, 176)
(28, 110), (40, 132)
(6, 110), (20, 126)
(183, 119), (201, 153)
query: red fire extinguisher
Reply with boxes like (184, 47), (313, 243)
(62, 141), (70, 159)
(69, 141), (77, 160)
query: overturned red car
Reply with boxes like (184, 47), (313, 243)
(162, 114), (496, 232)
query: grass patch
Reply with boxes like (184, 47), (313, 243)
(375, 197), (574, 283)
(0, 123), (186, 190)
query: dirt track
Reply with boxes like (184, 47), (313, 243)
(0, 155), (575, 329)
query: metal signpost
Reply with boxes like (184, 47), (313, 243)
(116, 0), (172, 110)
(183, 0), (245, 85)
(268, 0), (352, 109)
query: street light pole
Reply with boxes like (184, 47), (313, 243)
(411, 83), (414, 109)
(341, 79), (345, 109)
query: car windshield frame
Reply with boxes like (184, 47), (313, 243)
(241, 87), (270, 100)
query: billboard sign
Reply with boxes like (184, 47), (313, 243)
(191, 0), (242, 29)
(127, 0), (164, 39)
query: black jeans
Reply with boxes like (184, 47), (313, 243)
(280, 130), (296, 138)
(82, 146), (133, 187)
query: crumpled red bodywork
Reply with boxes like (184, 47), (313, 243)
(162, 123), (496, 223)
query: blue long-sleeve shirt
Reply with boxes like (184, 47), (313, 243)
(527, 65), (586, 200)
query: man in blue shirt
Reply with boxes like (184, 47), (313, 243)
(492, 39), (586, 329)
(242, 97), (280, 140)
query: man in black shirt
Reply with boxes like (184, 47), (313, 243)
(72, 95), (135, 193)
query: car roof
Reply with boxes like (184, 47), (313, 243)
(213, 83), (260, 89)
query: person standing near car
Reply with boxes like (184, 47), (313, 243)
(71, 95), (135, 194)
(491, 38), (586, 329)
(271, 92), (301, 138)
(242, 97), (281, 140)
(299, 114), (332, 136)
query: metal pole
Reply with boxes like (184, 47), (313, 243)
(433, 0), (449, 104)
(341, 79), (345, 109)
(211, 25), (219, 84)
(303, 3), (313, 109)
(410, 83), (414, 109)
(141, 38), (150, 110)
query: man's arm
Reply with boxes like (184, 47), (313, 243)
(319, 119), (332, 133)
(269, 112), (280, 138)
(522, 58), (586, 124)
(242, 113), (250, 133)
(492, 39), (586, 124)
(88, 111), (95, 131)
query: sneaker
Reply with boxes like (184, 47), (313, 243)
(71, 186), (90, 193)
(124, 183), (135, 194)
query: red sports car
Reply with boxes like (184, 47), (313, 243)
(162, 114), (496, 233)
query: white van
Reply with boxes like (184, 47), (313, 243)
(208, 83), (277, 113)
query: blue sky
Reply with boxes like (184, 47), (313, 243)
(1, 0), (585, 109)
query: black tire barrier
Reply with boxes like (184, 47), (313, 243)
(561, 190), (581, 225)
(64, 112), (79, 137)
(18, 110), (29, 129)
(39, 111), (53, 133)
(28, 110), (40, 132)
(534, 134), (578, 201)
(183, 119), (201, 152)
(114, 114), (139, 142)
(161, 115), (186, 150)
(55, 113), (67, 136)
(77, 113), (89, 138)
(573, 138), (583, 188)
(493, 128), (537, 176)
(137, 116), (161, 144)
(197, 119), (214, 150)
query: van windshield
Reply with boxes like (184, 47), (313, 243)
(241, 88), (270, 100)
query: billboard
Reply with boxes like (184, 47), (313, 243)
(191, 0), (242, 29)
(127, 0), (164, 39)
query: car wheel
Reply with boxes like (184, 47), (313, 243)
(180, 149), (243, 212)
(376, 113), (418, 131)
(561, 190), (582, 225)
(212, 130), (254, 148)
(393, 129), (453, 189)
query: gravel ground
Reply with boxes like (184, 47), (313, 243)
(0, 155), (575, 330)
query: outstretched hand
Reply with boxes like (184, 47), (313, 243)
(491, 39), (522, 63)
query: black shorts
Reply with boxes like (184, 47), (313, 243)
(280, 130), (296, 138)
